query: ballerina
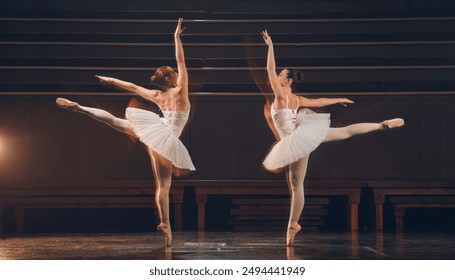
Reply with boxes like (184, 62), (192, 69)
(56, 18), (194, 247)
(260, 30), (404, 246)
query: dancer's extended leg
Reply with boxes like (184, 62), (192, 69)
(286, 156), (309, 246)
(56, 98), (134, 136)
(149, 148), (173, 247)
(323, 118), (404, 142)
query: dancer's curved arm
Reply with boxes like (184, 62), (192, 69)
(174, 18), (188, 95)
(261, 31), (354, 109)
(298, 96), (354, 108)
(95, 75), (160, 103)
(261, 30), (286, 107)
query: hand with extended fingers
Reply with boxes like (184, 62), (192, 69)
(261, 30), (273, 46)
(175, 18), (186, 37)
(338, 98), (355, 107)
(95, 75), (114, 83)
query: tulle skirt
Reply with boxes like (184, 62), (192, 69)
(263, 109), (330, 171)
(125, 107), (196, 171)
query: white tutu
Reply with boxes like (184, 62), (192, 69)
(263, 108), (330, 170)
(125, 107), (196, 171)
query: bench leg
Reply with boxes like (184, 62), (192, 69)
(13, 207), (25, 234)
(173, 202), (183, 231)
(196, 194), (207, 231)
(0, 197), (4, 238)
(0, 204), (4, 238)
(395, 206), (405, 232)
(375, 203), (384, 231)
(197, 203), (205, 231)
(171, 192), (184, 231)
(349, 203), (359, 231)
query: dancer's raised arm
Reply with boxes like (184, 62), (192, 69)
(261, 30), (286, 107)
(174, 18), (188, 94)
(95, 75), (159, 103)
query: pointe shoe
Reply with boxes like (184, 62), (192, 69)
(380, 118), (405, 130)
(286, 224), (302, 247)
(157, 223), (172, 247)
(55, 97), (80, 111)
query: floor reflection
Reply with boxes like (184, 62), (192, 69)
(0, 230), (453, 260)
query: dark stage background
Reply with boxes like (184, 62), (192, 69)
(0, 0), (454, 234)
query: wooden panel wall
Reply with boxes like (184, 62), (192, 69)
(1, 94), (454, 183)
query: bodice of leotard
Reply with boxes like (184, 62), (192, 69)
(160, 108), (190, 137)
(271, 95), (299, 138)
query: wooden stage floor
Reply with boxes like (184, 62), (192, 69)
(0, 230), (454, 260)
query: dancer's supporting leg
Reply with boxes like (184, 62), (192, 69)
(285, 118), (404, 246)
(286, 156), (309, 246)
(56, 98), (135, 136)
(323, 118), (404, 142)
(149, 148), (173, 247)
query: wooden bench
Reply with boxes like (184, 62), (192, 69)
(229, 197), (331, 231)
(390, 196), (455, 231)
(194, 180), (365, 231)
(0, 180), (192, 235)
(369, 180), (455, 231)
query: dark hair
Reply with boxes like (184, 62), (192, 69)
(285, 68), (304, 91)
(150, 66), (174, 88)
